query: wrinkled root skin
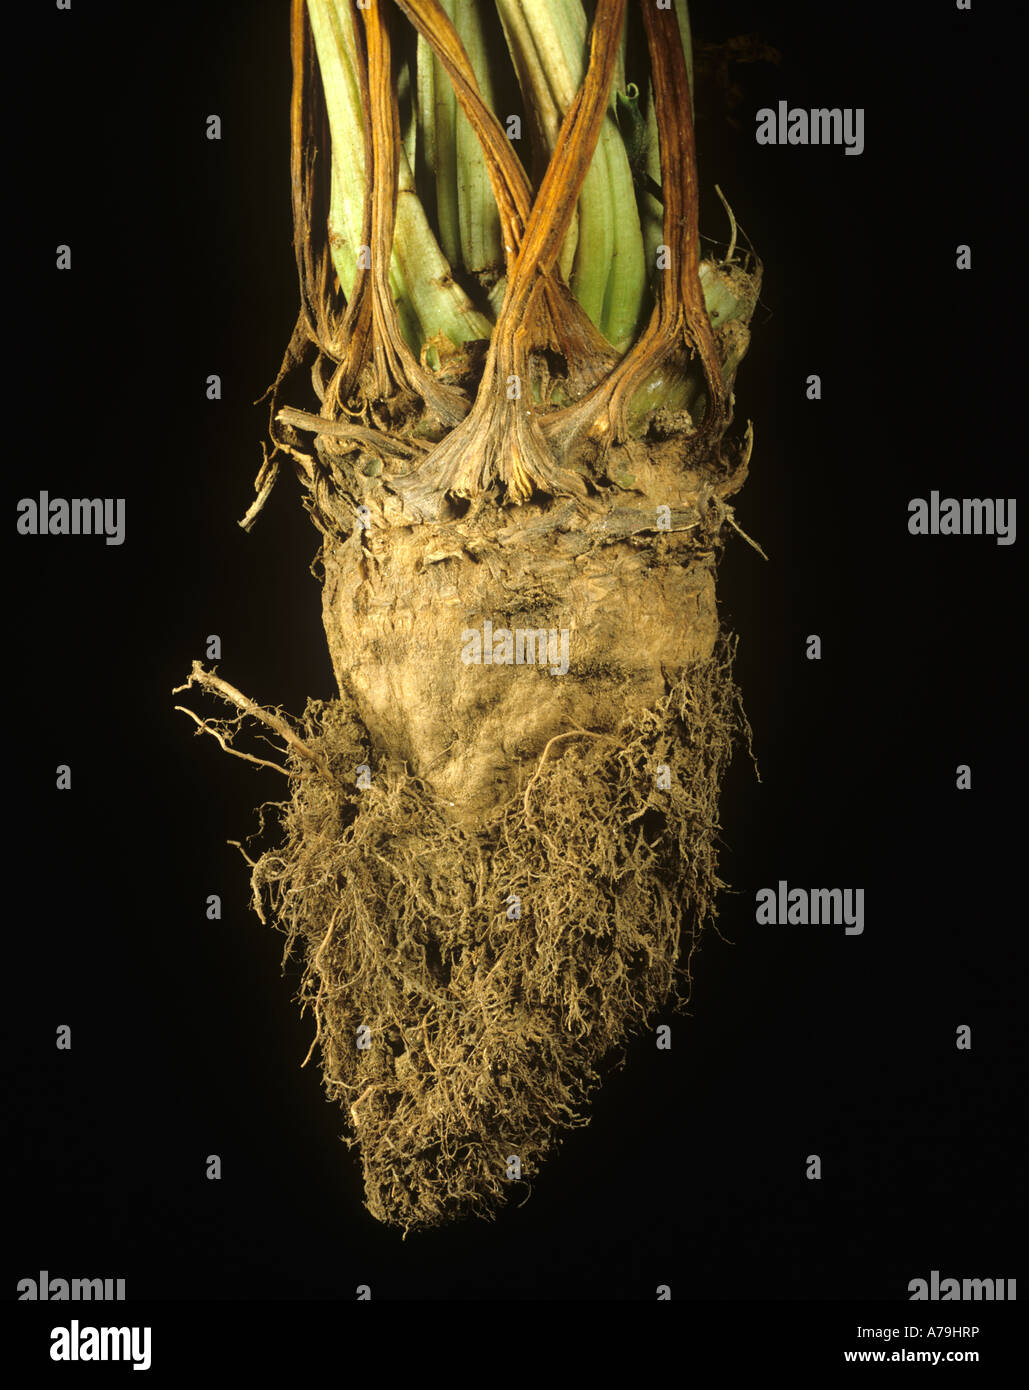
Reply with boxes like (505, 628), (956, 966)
(321, 480), (729, 828)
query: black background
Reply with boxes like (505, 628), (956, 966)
(6, 0), (1023, 1328)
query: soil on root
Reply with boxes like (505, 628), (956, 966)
(246, 633), (752, 1232)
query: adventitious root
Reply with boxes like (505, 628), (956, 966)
(234, 636), (751, 1232)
